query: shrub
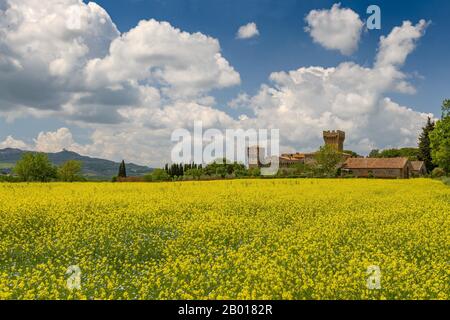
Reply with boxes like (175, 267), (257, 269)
(431, 167), (446, 178)
(185, 168), (203, 180)
(234, 169), (249, 178)
(149, 169), (170, 182)
(441, 176), (450, 186)
(248, 167), (261, 177)
(0, 175), (20, 182)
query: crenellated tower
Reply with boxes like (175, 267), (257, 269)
(323, 130), (345, 152)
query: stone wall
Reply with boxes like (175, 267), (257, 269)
(350, 168), (405, 179)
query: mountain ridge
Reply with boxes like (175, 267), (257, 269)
(0, 148), (153, 180)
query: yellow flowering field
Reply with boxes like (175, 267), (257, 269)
(0, 179), (449, 300)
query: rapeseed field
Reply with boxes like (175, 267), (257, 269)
(0, 179), (448, 300)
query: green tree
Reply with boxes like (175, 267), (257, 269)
(369, 149), (380, 158)
(14, 153), (57, 182)
(418, 117), (436, 173)
(58, 160), (82, 182)
(118, 160), (127, 178)
(314, 145), (344, 176)
(369, 148), (419, 160)
(292, 162), (314, 176)
(430, 100), (450, 174)
(202, 158), (246, 178)
(248, 167), (261, 177)
(215, 165), (227, 178)
(185, 168), (203, 180)
(388, 148), (418, 160)
(441, 99), (450, 119)
(343, 150), (360, 158)
(147, 169), (170, 181)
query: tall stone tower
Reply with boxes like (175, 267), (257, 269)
(247, 146), (265, 169)
(323, 130), (345, 152)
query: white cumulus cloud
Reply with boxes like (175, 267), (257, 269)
(0, 0), (240, 125)
(236, 22), (260, 39)
(0, 135), (29, 149)
(305, 3), (364, 55)
(375, 20), (429, 68)
(233, 20), (431, 155)
(0, 0), (434, 166)
(34, 128), (79, 153)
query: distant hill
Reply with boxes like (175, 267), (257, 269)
(0, 148), (153, 180)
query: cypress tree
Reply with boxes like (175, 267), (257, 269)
(418, 117), (436, 173)
(118, 160), (127, 178)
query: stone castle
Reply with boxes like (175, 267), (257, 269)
(247, 129), (427, 179)
(247, 130), (347, 168)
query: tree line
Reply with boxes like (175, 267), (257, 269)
(3, 100), (450, 182)
(0, 153), (84, 182)
(429, 99), (450, 176)
(141, 160), (261, 182)
(118, 99), (450, 182)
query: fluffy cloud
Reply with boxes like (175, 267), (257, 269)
(34, 128), (78, 153)
(0, 135), (29, 149)
(236, 22), (260, 39)
(228, 93), (251, 109)
(0, 0), (119, 113)
(305, 3), (364, 55)
(0, 0), (243, 165)
(0, 0), (240, 124)
(0, 0), (434, 166)
(376, 20), (429, 68)
(0, 128), (80, 153)
(85, 19), (240, 98)
(237, 20), (431, 154)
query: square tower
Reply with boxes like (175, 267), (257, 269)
(323, 130), (345, 152)
(247, 146), (265, 168)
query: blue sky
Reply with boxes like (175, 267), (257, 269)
(0, 0), (449, 165)
(90, 0), (450, 114)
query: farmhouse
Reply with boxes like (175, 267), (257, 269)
(410, 161), (427, 177)
(279, 152), (316, 167)
(247, 130), (420, 179)
(342, 157), (413, 179)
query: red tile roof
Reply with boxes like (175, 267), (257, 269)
(280, 153), (305, 160)
(343, 157), (409, 169)
(410, 161), (425, 171)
